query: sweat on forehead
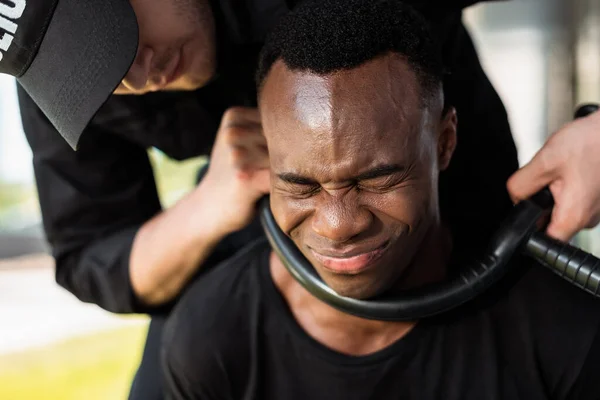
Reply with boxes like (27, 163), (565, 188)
(259, 55), (432, 174)
(260, 54), (424, 132)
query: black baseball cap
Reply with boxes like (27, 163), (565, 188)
(0, 0), (139, 149)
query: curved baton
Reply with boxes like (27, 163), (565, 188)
(523, 102), (600, 295)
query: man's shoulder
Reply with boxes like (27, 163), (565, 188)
(166, 237), (270, 337)
(161, 238), (270, 397)
(163, 239), (270, 358)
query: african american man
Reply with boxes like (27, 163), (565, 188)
(161, 1), (600, 399)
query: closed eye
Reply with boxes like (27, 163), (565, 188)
(276, 173), (321, 197)
(357, 164), (414, 192)
(277, 173), (316, 186)
(357, 175), (402, 192)
(279, 182), (321, 198)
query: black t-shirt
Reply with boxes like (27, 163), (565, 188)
(162, 239), (600, 400)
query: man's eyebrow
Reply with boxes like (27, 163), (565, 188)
(354, 164), (405, 181)
(277, 173), (318, 185)
(277, 164), (404, 185)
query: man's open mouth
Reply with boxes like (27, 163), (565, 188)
(310, 241), (390, 275)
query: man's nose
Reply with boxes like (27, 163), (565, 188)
(311, 196), (372, 243)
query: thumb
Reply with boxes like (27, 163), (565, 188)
(545, 199), (579, 242)
(507, 151), (558, 204)
(546, 211), (578, 243)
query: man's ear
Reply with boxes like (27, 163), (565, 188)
(437, 107), (457, 171)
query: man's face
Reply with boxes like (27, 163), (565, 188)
(114, 0), (216, 94)
(260, 55), (457, 299)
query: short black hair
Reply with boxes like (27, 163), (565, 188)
(256, 0), (444, 105)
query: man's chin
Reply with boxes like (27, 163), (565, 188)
(318, 270), (388, 300)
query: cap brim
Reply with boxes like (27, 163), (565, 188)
(18, 0), (138, 150)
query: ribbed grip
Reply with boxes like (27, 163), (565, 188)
(525, 232), (600, 297)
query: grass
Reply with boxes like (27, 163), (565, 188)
(0, 151), (205, 399)
(0, 148), (205, 400)
(0, 324), (149, 400)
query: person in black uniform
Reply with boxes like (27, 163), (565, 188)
(4, 0), (599, 398)
(16, 1), (281, 399)
(162, 3), (600, 398)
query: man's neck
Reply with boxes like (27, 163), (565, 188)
(269, 224), (452, 356)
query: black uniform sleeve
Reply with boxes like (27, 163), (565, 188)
(18, 84), (163, 314)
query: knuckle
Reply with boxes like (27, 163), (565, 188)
(222, 107), (242, 124)
(223, 125), (248, 146)
(222, 107), (252, 126)
(536, 147), (558, 173)
(230, 146), (247, 166)
(505, 177), (519, 197)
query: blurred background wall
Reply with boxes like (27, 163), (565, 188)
(0, 0), (598, 398)
(465, 0), (600, 252)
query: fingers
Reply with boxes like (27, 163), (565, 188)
(506, 139), (561, 203)
(121, 47), (154, 93)
(230, 142), (269, 171)
(545, 180), (600, 241)
(250, 168), (271, 194)
(113, 83), (130, 95)
(208, 106), (270, 196)
(508, 141), (578, 241)
(508, 113), (600, 241)
(233, 166), (270, 203)
(219, 108), (268, 172)
(546, 196), (584, 242)
(224, 124), (267, 149)
(221, 107), (262, 127)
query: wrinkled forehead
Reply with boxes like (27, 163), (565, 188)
(259, 56), (426, 169)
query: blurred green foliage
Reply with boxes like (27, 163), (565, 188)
(0, 183), (39, 230)
(0, 151), (206, 399)
(0, 151), (207, 230)
(148, 149), (207, 208)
